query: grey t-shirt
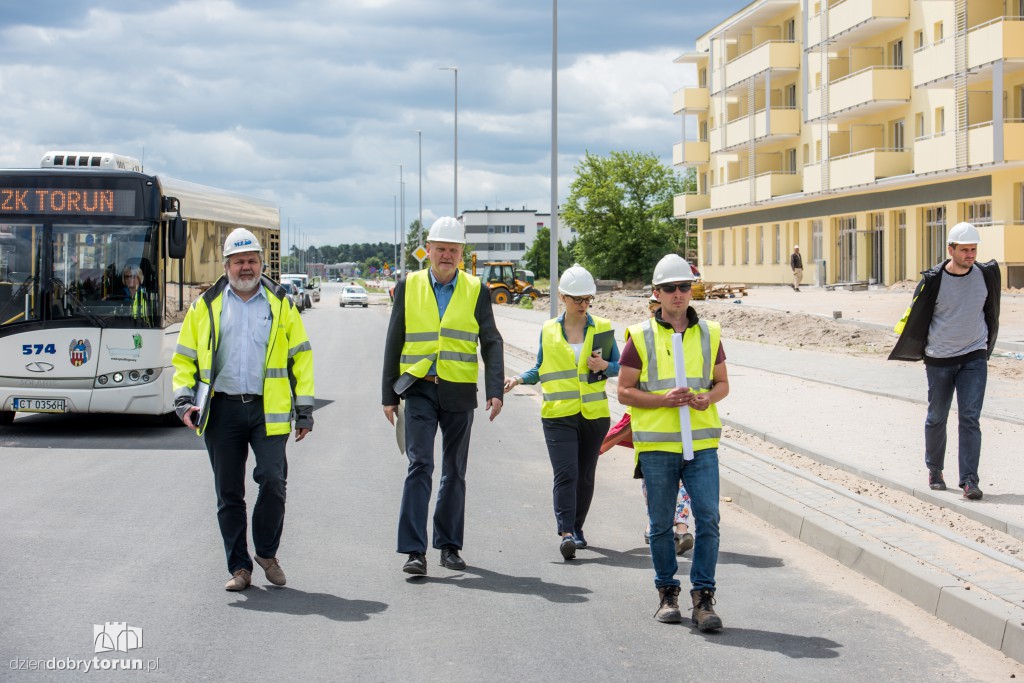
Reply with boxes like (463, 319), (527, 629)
(925, 266), (988, 359)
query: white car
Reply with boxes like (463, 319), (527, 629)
(284, 282), (305, 311)
(340, 285), (369, 308)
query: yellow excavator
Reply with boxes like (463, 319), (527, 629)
(469, 255), (540, 305)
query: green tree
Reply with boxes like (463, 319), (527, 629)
(364, 255), (383, 275)
(522, 226), (574, 279)
(562, 151), (691, 282)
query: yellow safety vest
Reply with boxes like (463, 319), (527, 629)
(538, 316), (611, 419)
(399, 270), (481, 383)
(627, 317), (722, 456)
(172, 277), (315, 436)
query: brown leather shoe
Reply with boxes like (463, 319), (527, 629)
(255, 556), (287, 586)
(225, 568), (251, 591)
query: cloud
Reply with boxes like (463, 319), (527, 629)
(0, 0), (747, 246)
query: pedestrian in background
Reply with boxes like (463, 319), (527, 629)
(504, 264), (618, 561)
(617, 254), (729, 631)
(889, 222), (1000, 500)
(382, 216), (504, 576)
(172, 228), (315, 591)
(790, 245), (803, 291)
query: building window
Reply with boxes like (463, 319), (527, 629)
(742, 227), (750, 265)
(811, 220), (823, 263)
(964, 200), (992, 226)
(890, 39), (903, 69)
(774, 224), (781, 263)
(718, 231), (725, 266)
(704, 232), (712, 265)
(923, 205), (947, 266)
(914, 30), (924, 49)
(756, 226), (764, 264)
(934, 22), (943, 42)
(784, 84), (797, 108)
(891, 119), (905, 151)
(699, 68), (707, 87)
(935, 107), (945, 135)
(786, 148), (797, 173)
(783, 18), (795, 42)
(893, 210), (907, 282)
(915, 112), (925, 138)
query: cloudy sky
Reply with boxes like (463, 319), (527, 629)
(0, 0), (748, 248)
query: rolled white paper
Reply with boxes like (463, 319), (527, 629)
(671, 332), (694, 461)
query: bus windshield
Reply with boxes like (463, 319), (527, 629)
(0, 222), (160, 329)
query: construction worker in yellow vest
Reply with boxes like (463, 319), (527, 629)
(503, 264), (619, 561)
(617, 253), (730, 632)
(382, 216), (505, 577)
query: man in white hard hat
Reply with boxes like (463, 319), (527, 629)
(172, 227), (315, 591)
(889, 222), (1001, 500)
(382, 216), (504, 576)
(790, 245), (803, 291)
(617, 253), (729, 631)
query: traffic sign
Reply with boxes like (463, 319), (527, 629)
(413, 245), (428, 263)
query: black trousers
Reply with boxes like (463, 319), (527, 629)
(542, 413), (609, 535)
(397, 381), (474, 554)
(204, 394), (289, 574)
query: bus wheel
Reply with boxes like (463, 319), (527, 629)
(0, 411), (15, 426)
(162, 411), (184, 427)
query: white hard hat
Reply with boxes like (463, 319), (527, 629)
(793, 244), (800, 249)
(947, 222), (981, 245)
(223, 228), (262, 257)
(427, 216), (465, 245)
(558, 263), (597, 297)
(652, 254), (696, 286)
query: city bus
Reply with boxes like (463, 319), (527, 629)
(0, 151), (280, 425)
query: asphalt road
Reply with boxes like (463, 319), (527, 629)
(0, 283), (1016, 681)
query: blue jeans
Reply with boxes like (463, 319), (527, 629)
(925, 357), (987, 487)
(639, 449), (720, 591)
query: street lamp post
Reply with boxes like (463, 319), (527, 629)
(417, 129), (423, 249)
(393, 193), (398, 274)
(439, 66), (458, 217)
(398, 164), (406, 278)
(550, 0), (559, 316)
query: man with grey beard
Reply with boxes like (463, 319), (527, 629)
(173, 227), (315, 591)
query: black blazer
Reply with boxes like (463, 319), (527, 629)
(381, 273), (504, 412)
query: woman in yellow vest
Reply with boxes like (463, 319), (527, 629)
(503, 264), (619, 561)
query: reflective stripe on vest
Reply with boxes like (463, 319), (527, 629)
(627, 318), (722, 455)
(538, 316), (611, 419)
(399, 270), (481, 383)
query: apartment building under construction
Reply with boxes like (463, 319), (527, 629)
(673, 0), (1024, 288)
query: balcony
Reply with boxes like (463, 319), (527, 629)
(828, 149), (912, 189)
(828, 67), (910, 117)
(914, 18), (1024, 87)
(672, 87), (709, 114)
(720, 41), (799, 92)
(674, 192), (710, 215)
(967, 18), (1024, 71)
(807, 0), (910, 48)
(673, 140), (710, 166)
(913, 133), (955, 174)
(965, 120), (1024, 165)
(710, 172), (801, 209)
(718, 107), (800, 151)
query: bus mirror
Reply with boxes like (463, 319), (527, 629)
(168, 214), (187, 259)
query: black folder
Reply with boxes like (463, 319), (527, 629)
(587, 330), (615, 383)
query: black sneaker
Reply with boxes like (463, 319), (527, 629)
(559, 535), (576, 561)
(928, 469), (947, 491)
(403, 552), (427, 575)
(962, 482), (983, 500)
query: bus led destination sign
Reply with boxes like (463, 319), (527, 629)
(0, 188), (136, 216)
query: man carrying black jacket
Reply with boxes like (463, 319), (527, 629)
(889, 222), (1000, 500)
(382, 216), (504, 576)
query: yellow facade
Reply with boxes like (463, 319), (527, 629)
(674, 0), (1024, 288)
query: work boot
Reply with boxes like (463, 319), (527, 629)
(928, 469), (946, 491)
(654, 586), (682, 623)
(255, 555), (287, 586)
(690, 589), (723, 632)
(224, 568), (251, 592)
(962, 482), (983, 500)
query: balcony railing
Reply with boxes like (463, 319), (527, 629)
(966, 119), (1024, 165)
(827, 66), (910, 116)
(672, 87), (709, 114)
(673, 140), (710, 166)
(913, 132), (955, 174)
(913, 18), (1024, 86)
(828, 148), (912, 188)
(719, 41), (799, 91)
(674, 192), (710, 215)
(807, 0), (910, 47)
(717, 107), (800, 150)
(709, 171), (800, 209)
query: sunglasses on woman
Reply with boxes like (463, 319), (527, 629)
(657, 283), (691, 293)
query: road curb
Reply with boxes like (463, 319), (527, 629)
(719, 456), (1024, 663)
